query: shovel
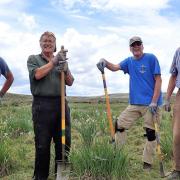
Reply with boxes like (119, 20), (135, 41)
(56, 46), (70, 180)
(153, 112), (165, 178)
(100, 70), (115, 143)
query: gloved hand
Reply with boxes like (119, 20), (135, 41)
(56, 61), (68, 73)
(163, 99), (171, 112)
(52, 52), (65, 66)
(149, 102), (158, 115)
(96, 58), (106, 72)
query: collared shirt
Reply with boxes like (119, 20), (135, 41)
(170, 48), (180, 88)
(27, 54), (64, 96)
(0, 57), (10, 77)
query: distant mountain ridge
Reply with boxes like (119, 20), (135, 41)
(3, 92), (174, 105)
(66, 93), (129, 103)
(4, 93), (129, 105)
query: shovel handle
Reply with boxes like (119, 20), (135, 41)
(60, 45), (67, 162)
(101, 72), (115, 142)
(153, 113), (165, 177)
(61, 71), (66, 161)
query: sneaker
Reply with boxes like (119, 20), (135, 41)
(167, 170), (180, 180)
(143, 162), (152, 171)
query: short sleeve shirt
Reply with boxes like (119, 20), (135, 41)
(170, 48), (180, 88)
(0, 57), (10, 77)
(27, 54), (62, 96)
(120, 53), (162, 106)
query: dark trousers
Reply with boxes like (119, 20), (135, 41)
(32, 96), (71, 180)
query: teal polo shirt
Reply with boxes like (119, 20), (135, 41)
(27, 54), (63, 96)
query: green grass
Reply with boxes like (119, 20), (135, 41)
(0, 139), (13, 176)
(0, 106), (32, 138)
(69, 142), (129, 180)
(0, 101), (174, 180)
(161, 112), (173, 163)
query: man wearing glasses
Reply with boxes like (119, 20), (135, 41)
(27, 31), (74, 180)
(97, 36), (162, 170)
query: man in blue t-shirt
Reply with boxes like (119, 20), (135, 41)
(0, 57), (14, 104)
(97, 36), (162, 170)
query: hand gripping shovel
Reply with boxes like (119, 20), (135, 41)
(153, 112), (165, 178)
(56, 46), (70, 180)
(100, 69), (115, 143)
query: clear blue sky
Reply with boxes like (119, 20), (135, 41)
(0, 0), (180, 96)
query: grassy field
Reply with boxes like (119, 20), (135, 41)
(0, 94), (174, 180)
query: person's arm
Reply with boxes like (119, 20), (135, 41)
(97, 58), (120, 72)
(34, 61), (54, 80)
(105, 60), (121, 72)
(0, 71), (14, 97)
(151, 74), (162, 103)
(163, 48), (179, 111)
(163, 75), (176, 112)
(149, 74), (162, 114)
(166, 75), (176, 100)
(65, 69), (74, 86)
(35, 51), (66, 80)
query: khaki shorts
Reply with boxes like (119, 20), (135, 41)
(117, 105), (161, 130)
(173, 89), (180, 126)
(173, 89), (180, 170)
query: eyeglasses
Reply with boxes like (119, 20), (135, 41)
(130, 41), (142, 47)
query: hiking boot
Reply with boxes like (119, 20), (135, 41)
(143, 162), (152, 171)
(166, 170), (180, 179)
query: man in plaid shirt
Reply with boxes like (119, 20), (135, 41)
(164, 47), (180, 179)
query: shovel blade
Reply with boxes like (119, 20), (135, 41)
(159, 162), (165, 178)
(56, 161), (71, 180)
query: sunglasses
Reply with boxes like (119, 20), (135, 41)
(130, 41), (142, 47)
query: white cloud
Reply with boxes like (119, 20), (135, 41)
(89, 0), (170, 11)
(0, 0), (37, 32)
(70, 14), (91, 20)
(0, 0), (180, 96)
(10, 84), (30, 95)
(52, 0), (170, 11)
(53, 28), (130, 95)
(0, 20), (40, 94)
(17, 13), (38, 30)
(0, 0), (14, 4)
(51, 0), (85, 10)
(0, 21), (11, 34)
(56, 12), (180, 95)
(0, 0), (28, 16)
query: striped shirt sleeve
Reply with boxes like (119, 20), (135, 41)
(170, 48), (180, 88)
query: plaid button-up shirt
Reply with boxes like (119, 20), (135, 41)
(170, 48), (180, 88)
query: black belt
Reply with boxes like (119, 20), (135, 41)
(33, 95), (61, 101)
(33, 96), (61, 101)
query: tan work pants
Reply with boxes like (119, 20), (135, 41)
(173, 89), (180, 171)
(115, 105), (161, 164)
